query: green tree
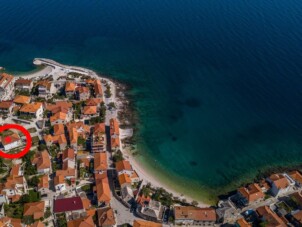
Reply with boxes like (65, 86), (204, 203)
(28, 176), (40, 187)
(22, 215), (34, 225)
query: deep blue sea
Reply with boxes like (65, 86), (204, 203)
(1, 0), (302, 200)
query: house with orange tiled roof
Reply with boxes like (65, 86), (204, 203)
(56, 168), (76, 180)
(1, 175), (28, 202)
(68, 127), (78, 151)
(1, 133), (22, 151)
(66, 121), (90, 151)
(82, 106), (98, 118)
(237, 183), (264, 205)
(65, 81), (76, 97)
(256, 206), (286, 227)
(288, 170), (302, 186)
(32, 150), (51, 174)
(10, 164), (23, 177)
(110, 118), (120, 151)
(111, 137), (120, 151)
(235, 218), (251, 227)
(0, 101), (13, 114)
(62, 148), (75, 170)
(110, 118), (119, 136)
(45, 101), (73, 114)
(23, 201), (45, 220)
(54, 123), (65, 136)
(13, 95), (31, 105)
(292, 210), (302, 226)
(36, 80), (52, 98)
(115, 160), (140, 183)
(86, 98), (103, 107)
(54, 175), (67, 192)
(0, 73), (14, 99)
(94, 152), (107, 174)
(76, 86), (90, 101)
(0, 217), (22, 227)
(118, 173), (132, 189)
(14, 78), (33, 91)
(29, 221), (45, 227)
(266, 173), (295, 196)
(97, 207), (116, 227)
(86, 78), (95, 85)
(44, 132), (67, 150)
(94, 79), (103, 98)
(19, 102), (43, 118)
(91, 123), (106, 152)
(50, 111), (68, 125)
(67, 215), (95, 227)
(38, 174), (49, 195)
(174, 206), (217, 226)
(133, 220), (162, 227)
(66, 121), (90, 139)
(95, 173), (111, 206)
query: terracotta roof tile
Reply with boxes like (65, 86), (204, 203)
(0, 101), (12, 109)
(50, 111), (67, 122)
(289, 171), (302, 184)
(20, 102), (42, 113)
(86, 98), (102, 106)
(54, 123), (65, 136)
(94, 152), (108, 172)
(269, 174), (289, 189)
(96, 175), (111, 203)
(94, 80), (103, 96)
(236, 218), (251, 227)
(65, 82), (76, 92)
(116, 160), (132, 172)
(83, 106), (97, 115)
(238, 183), (264, 203)
(0, 73), (13, 89)
(13, 95), (30, 104)
(32, 151), (51, 170)
(67, 215), (94, 227)
(97, 207), (116, 226)
(133, 220), (162, 227)
(2, 133), (20, 145)
(118, 173), (131, 186)
(38, 175), (49, 189)
(24, 201), (45, 220)
(256, 206), (286, 227)
(15, 78), (32, 86)
(62, 148), (75, 160)
(54, 175), (65, 186)
(110, 118), (119, 135)
(174, 206), (217, 222)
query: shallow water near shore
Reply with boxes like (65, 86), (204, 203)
(1, 0), (302, 202)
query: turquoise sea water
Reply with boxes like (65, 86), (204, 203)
(1, 0), (302, 201)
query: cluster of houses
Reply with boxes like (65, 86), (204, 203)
(0, 72), (168, 227)
(2, 70), (302, 227)
(216, 170), (302, 226)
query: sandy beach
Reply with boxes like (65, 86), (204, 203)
(119, 141), (210, 207)
(16, 65), (53, 79)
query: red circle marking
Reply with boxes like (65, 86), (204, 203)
(0, 124), (32, 159)
(4, 136), (12, 143)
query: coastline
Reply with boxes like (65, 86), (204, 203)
(8, 58), (302, 208)
(13, 58), (212, 207)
